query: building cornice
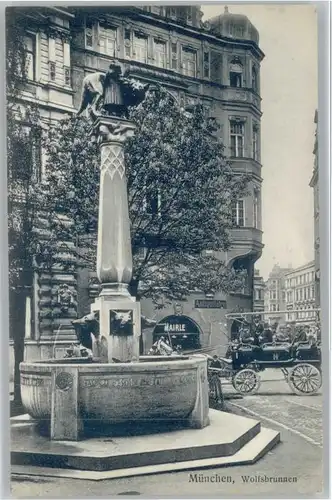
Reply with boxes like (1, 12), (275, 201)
(11, 94), (75, 115)
(284, 261), (315, 277)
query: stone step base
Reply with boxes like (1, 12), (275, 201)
(11, 427), (279, 481)
(11, 410), (280, 480)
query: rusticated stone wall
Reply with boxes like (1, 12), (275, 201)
(34, 213), (78, 343)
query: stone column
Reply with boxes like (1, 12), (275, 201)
(90, 116), (141, 363)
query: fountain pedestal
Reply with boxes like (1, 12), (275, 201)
(90, 116), (140, 363)
(91, 295), (141, 363)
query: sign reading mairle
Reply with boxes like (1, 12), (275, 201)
(194, 299), (227, 309)
(153, 315), (201, 337)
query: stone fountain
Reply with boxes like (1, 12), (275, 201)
(19, 64), (209, 441)
(14, 66), (279, 479)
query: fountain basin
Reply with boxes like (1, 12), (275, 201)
(20, 355), (209, 440)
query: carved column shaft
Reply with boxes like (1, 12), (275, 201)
(93, 117), (136, 297)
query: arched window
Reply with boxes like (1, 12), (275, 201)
(229, 60), (243, 88)
(252, 65), (258, 92)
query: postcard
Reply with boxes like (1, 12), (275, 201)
(5, 2), (328, 498)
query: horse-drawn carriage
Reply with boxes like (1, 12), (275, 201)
(221, 338), (321, 395)
(218, 310), (322, 396)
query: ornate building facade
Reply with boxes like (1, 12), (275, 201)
(284, 261), (316, 324)
(8, 5), (264, 361)
(263, 265), (291, 324)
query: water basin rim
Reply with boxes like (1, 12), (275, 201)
(19, 354), (207, 372)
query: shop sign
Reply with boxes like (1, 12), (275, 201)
(194, 299), (227, 309)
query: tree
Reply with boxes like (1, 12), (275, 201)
(7, 9), (42, 405)
(42, 86), (250, 308)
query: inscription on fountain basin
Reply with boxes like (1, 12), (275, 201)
(81, 372), (196, 389)
(21, 376), (45, 387)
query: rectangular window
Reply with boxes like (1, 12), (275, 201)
(171, 42), (178, 70)
(133, 32), (147, 63)
(232, 200), (245, 227)
(229, 24), (245, 38)
(23, 35), (35, 81)
(85, 20), (94, 48)
(203, 51), (210, 78)
(253, 126), (259, 160)
(63, 41), (70, 67)
(230, 121), (244, 157)
(229, 62), (243, 88)
(182, 47), (196, 77)
(210, 50), (222, 84)
(151, 6), (164, 15)
(154, 39), (166, 68)
(48, 36), (56, 62)
(167, 7), (177, 18)
(186, 7), (193, 24)
(98, 23), (116, 56)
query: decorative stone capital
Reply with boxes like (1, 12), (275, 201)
(90, 116), (136, 145)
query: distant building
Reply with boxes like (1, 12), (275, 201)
(309, 110), (320, 306)
(264, 265), (291, 324)
(253, 269), (265, 312)
(284, 261), (316, 324)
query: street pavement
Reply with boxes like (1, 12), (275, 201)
(223, 368), (323, 448)
(10, 370), (325, 498)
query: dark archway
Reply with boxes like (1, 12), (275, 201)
(153, 315), (203, 351)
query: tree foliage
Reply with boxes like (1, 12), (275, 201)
(42, 87), (249, 307)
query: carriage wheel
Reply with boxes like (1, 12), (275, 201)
(208, 373), (224, 408)
(288, 363), (322, 395)
(232, 369), (261, 395)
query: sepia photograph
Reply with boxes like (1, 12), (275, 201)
(5, 1), (329, 498)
